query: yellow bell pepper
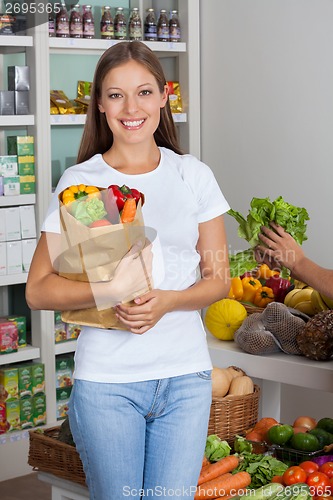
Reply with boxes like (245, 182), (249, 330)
(253, 286), (275, 307)
(61, 184), (100, 204)
(228, 277), (244, 301)
(256, 263), (280, 280)
(241, 277), (262, 303)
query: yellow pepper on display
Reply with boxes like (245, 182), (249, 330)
(241, 277), (262, 303)
(228, 277), (244, 300)
(253, 286), (275, 307)
(256, 263), (280, 280)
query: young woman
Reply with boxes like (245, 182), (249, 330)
(26, 41), (230, 499)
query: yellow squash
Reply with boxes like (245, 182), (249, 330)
(204, 298), (247, 340)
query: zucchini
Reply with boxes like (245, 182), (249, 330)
(244, 483), (284, 500)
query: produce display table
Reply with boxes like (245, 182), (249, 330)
(38, 472), (89, 500)
(207, 335), (333, 421)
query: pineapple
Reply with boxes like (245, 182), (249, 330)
(296, 310), (333, 360)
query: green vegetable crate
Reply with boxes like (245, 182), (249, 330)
(208, 384), (260, 445)
(270, 444), (325, 465)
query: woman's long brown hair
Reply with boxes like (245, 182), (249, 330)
(77, 41), (182, 164)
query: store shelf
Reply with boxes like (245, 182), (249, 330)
(0, 35), (33, 53)
(0, 345), (40, 366)
(50, 113), (187, 125)
(0, 194), (36, 206)
(55, 340), (77, 355)
(49, 37), (186, 55)
(0, 115), (35, 127)
(207, 334), (333, 393)
(0, 273), (28, 286)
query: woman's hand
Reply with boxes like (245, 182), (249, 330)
(255, 222), (305, 275)
(115, 289), (176, 334)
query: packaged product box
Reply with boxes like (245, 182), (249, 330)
(0, 366), (19, 401)
(0, 321), (18, 356)
(19, 175), (35, 195)
(56, 386), (72, 420)
(32, 393), (46, 426)
(8, 66), (30, 91)
(21, 239), (36, 273)
(0, 176), (3, 196)
(31, 362), (45, 395)
(16, 362), (32, 397)
(6, 240), (22, 275)
(7, 316), (27, 349)
(0, 402), (7, 434)
(55, 355), (74, 388)
(66, 323), (81, 340)
(54, 311), (67, 343)
(0, 155), (18, 176)
(0, 242), (6, 275)
(6, 399), (20, 431)
(7, 136), (34, 157)
(17, 155), (35, 176)
(3, 175), (20, 196)
(0, 91), (14, 115)
(0, 210), (5, 241)
(5, 207), (20, 241)
(19, 205), (36, 239)
(20, 396), (33, 429)
(14, 91), (29, 115)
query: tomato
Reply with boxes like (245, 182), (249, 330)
(299, 461), (320, 475)
(306, 471), (331, 496)
(245, 430), (264, 442)
(283, 466), (307, 486)
(267, 424), (294, 445)
(271, 475), (285, 484)
(293, 416), (317, 430)
(330, 477), (333, 495)
(320, 463), (333, 479)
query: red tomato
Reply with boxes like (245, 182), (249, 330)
(330, 477), (333, 495)
(306, 471), (331, 496)
(299, 461), (320, 475)
(272, 475), (285, 484)
(320, 463), (333, 479)
(283, 466), (307, 486)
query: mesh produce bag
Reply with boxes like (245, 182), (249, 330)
(234, 303), (307, 355)
(234, 313), (281, 355)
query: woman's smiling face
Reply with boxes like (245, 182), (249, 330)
(98, 59), (168, 146)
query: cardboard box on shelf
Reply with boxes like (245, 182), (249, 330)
(6, 240), (22, 274)
(3, 175), (20, 196)
(20, 396), (34, 429)
(17, 155), (34, 176)
(5, 399), (20, 432)
(0, 156), (18, 176)
(0, 366), (19, 401)
(32, 393), (46, 426)
(7, 316), (27, 349)
(14, 91), (29, 115)
(7, 136), (34, 157)
(21, 239), (36, 273)
(31, 363), (45, 395)
(19, 175), (35, 194)
(0, 91), (14, 115)
(0, 243), (6, 275)
(8, 66), (30, 91)
(19, 205), (37, 239)
(4, 207), (20, 241)
(0, 210), (5, 241)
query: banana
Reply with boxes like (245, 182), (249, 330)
(311, 290), (330, 313)
(285, 288), (314, 308)
(293, 300), (316, 316)
(320, 293), (333, 309)
(284, 289), (301, 307)
(293, 280), (310, 289)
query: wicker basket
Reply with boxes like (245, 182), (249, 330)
(208, 384), (260, 445)
(242, 303), (265, 315)
(28, 426), (86, 486)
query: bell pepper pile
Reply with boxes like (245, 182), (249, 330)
(60, 183), (145, 227)
(228, 264), (293, 307)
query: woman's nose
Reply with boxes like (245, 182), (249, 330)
(125, 95), (139, 114)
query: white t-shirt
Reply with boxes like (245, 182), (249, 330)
(42, 147), (230, 383)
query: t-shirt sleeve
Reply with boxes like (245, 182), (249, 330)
(182, 155), (230, 223)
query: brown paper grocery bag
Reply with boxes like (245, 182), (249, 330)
(58, 195), (152, 329)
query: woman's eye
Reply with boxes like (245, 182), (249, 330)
(109, 93), (122, 99)
(140, 89), (152, 96)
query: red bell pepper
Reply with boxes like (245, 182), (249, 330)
(265, 276), (294, 303)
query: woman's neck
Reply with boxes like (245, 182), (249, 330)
(103, 141), (161, 175)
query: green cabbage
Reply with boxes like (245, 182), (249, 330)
(72, 197), (107, 226)
(205, 434), (231, 462)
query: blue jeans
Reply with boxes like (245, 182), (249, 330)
(68, 372), (212, 500)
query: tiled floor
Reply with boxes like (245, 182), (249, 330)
(0, 473), (51, 500)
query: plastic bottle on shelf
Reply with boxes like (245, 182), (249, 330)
(56, 3), (69, 38)
(144, 8), (157, 41)
(69, 4), (83, 39)
(114, 7), (127, 40)
(157, 9), (169, 42)
(128, 7), (142, 41)
(169, 9), (181, 42)
(100, 6), (114, 40)
(83, 5), (95, 39)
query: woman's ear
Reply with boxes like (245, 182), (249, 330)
(160, 84), (169, 108)
(98, 103), (105, 113)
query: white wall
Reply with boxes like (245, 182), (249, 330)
(200, 0), (333, 421)
(200, 0), (333, 266)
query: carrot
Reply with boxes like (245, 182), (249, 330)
(202, 456), (210, 469)
(195, 471), (251, 500)
(120, 197), (136, 223)
(198, 455), (239, 486)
